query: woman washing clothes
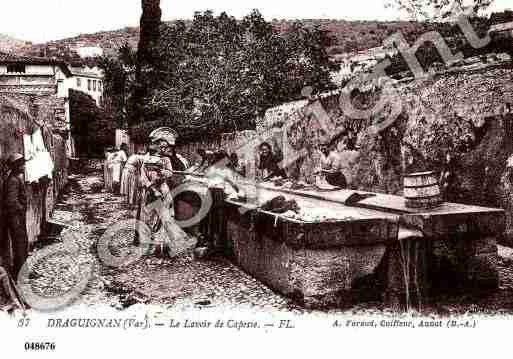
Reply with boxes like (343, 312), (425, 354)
(317, 139), (347, 189)
(257, 142), (287, 181)
(189, 148), (212, 174)
(136, 129), (192, 257)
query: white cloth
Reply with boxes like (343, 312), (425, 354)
(24, 133), (36, 183)
(175, 153), (190, 170)
(23, 128), (54, 183)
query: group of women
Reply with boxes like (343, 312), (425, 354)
(103, 144), (129, 193)
(102, 127), (354, 257)
(256, 137), (353, 189)
(103, 128), (194, 257)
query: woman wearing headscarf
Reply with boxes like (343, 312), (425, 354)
(136, 129), (192, 257)
(137, 141), (173, 234)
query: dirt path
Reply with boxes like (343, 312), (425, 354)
(33, 168), (294, 312)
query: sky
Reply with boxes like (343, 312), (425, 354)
(1, 0), (512, 43)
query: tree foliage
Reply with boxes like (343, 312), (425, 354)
(132, 0), (162, 124)
(97, 44), (137, 127)
(138, 0), (162, 68)
(69, 90), (115, 157)
(146, 10), (337, 141)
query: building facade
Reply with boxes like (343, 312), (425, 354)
(0, 53), (71, 96)
(0, 52), (105, 158)
(65, 66), (104, 106)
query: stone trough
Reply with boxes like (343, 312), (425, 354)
(177, 181), (505, 309)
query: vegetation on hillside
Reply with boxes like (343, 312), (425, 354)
(101, 9), (338, 142)
(15, 8), (513, 64)
(18, 19), (446, 58)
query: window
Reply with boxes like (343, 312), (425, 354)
(93, 80), (97, 91)
(88, 79), (92, 91)
(7, 64), (26, 73)
(57, 79), (65, 97)
(98, 81), (102, 92)
(76, 78), (82, 87)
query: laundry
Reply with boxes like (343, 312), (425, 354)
(23, 128), (54, 183)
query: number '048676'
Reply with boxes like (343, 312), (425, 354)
(24, 342), (56, 351)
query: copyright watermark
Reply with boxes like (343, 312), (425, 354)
(13, 2), (502, 311)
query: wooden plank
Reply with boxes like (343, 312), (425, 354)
(258, 182), (504, 217)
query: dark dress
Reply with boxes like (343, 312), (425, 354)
(3, 171), (28, 277)
(258, 154), (287, 180)
(325, 172), (347, 188)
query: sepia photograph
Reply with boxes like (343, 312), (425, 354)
(1, 0), (513, 356)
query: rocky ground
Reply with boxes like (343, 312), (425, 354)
(29, 164), (295, 312)
(19, 164), (513, 316)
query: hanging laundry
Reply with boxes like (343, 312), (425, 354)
(23, 128), (54, 183)
(23, 133), (37, 183)
(33, 128), (54, 177)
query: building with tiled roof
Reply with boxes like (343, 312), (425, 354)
(0, 52), (105, 158)
(0, 52), (72, 95)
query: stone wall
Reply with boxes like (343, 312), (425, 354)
(0, 93), (69, 245)
(179, 65), (513, 231)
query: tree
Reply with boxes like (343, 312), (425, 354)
(69, 90), (115, 157)
(97, 44), (137, 128)
(133, 0), (162, 125)
(148, 10), (337, 141)
(137, 0), (162, 68)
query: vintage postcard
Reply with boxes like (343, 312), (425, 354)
(1, 0), (513, 357)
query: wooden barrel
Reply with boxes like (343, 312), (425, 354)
(403, 171), (442, 209)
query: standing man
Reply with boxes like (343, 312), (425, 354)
(3, 153), (29, 278)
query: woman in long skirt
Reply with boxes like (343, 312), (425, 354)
(135, 139), (193, 257)
(110, 148), (128, 193)
(121, 151), (145, 206)
(104, 147), (115, 192)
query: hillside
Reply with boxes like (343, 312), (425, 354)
(273, 19), (441, 54)
(0, 33), (31, 53)
(17, 19), (432, 59)
(12, 9), (512, 66)
(19, 26), (140, 59)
